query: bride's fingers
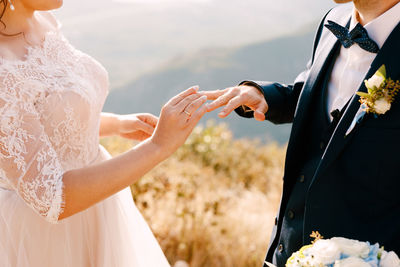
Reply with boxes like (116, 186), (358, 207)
(168, 86), (199, 106)
(175, 93), (203, 112)
(183, 95), (207, 118)
(187, 104), (208, 127)
(138, 114), (158, 128)
(182, 96), (207, 125)
(134, 120), (155, 136)
(120, 131), (151, 140)
(136, 133), (152, 141)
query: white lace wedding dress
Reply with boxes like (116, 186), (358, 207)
(0, 13), (170, 267)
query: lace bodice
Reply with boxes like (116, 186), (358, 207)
(0, 27), (109, 223)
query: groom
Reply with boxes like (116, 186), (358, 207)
(204, 0), (400, 266)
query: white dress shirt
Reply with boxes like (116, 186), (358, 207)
(326, 2), (400, 120)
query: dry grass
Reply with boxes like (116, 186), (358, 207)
(100, 122), (286, 267)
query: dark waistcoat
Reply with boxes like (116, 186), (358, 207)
(272, 49), (345, 266)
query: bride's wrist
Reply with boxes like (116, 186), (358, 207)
(113, 114), (124, 137)
(99, 112), (122, 137)
(129, 138), (170, 166)
(147, 136), (174, 160)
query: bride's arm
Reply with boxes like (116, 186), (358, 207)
(99, 112), (159, 141)
(99, 112), (120, 137)
(59, 87), (207, 220)
(60, 138), (164, 219)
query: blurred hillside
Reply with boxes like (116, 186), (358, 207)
(55, 0), (334, 87)
(101, 122), (286, 267)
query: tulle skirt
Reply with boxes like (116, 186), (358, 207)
(0, 145), (170, 267)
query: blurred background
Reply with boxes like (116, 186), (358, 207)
(55, 1), (335, 266)
(55, 0), (334, 143)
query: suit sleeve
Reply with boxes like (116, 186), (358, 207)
(235, 10), (330, 124)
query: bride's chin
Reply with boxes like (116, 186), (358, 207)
(36, 0), (63, 11)
(51, 0), (63, 10)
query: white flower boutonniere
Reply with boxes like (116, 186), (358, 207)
(346, 65), (400, 136)
(356, 65), (400, 115)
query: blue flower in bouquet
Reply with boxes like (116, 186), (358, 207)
(363, 243), (381, 267)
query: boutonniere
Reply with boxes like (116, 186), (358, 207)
(357, 65), (400, 116)
(346, 65), (400, 136)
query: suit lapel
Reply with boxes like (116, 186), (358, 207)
(311, 22), (400, 185)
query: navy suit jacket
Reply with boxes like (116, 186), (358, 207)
(236, 4), (400, 265)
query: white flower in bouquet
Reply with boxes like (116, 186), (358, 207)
(334, 256), (371, 267)
(380, 251), (400, 267)
(330, 237), (370, 258)
(305, 239), (341, 265)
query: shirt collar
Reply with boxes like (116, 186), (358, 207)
(350, 1), (400, 49)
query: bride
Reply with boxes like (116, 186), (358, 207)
(0, 0), (208, 266)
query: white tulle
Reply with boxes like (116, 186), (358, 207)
(0, 12), (170, 267)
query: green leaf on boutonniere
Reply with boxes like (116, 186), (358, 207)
(376, 64), (386, 79)
(356, 92), (370, 98)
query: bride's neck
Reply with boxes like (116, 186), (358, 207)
(1, 2), (37, 36)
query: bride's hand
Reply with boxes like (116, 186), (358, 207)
(151, 86), (208, 156)
(61, 86), (206, 220)
(117, 113), (158, 141)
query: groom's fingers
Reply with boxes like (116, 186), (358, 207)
(206, 89), (240, 112)
(218, 96), (243, 118)
(254, 104), (268, 121)
(200, 89), (226, 100)
(219, 95), (268, 120)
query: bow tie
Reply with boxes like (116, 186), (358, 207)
(324, 20), (380, 53)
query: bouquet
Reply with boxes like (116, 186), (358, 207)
(266, 232), (400, 267)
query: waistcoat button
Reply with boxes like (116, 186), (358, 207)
(288, 210), (295, 219)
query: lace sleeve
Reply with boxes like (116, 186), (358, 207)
(0, 79), (65, 224)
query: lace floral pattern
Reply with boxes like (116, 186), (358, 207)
(0, 30), (109, 223)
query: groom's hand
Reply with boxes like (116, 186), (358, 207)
(202, 85), (268, 121)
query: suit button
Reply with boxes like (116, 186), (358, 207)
(288, 210), (295, 219)
(299, 175), (305, 183)
(274, 217), (278, 225)
(278, 244), (284, 253)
